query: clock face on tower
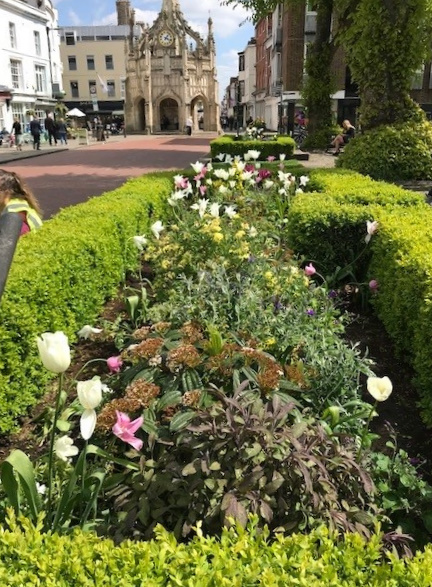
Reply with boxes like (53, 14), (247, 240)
(158, 30), (174, 46)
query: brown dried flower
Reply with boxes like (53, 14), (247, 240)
(152, 321), (172, 334)
(180, 321), (204, 344)
(125, 380), (160, 406)
(182, 390), (202, 407)
(133, 337), (164, 360)
(166, 344), (201, 371)
(132, 326), (152, 340)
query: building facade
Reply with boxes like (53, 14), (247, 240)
(59, 23), (139, 118)
(0, 0), (63, 132)
(125, 0), (219, 133)
(238, 37), (256, 127)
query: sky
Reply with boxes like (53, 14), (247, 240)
(54, 0), (255, 100)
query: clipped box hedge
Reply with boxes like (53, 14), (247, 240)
(210, 135), (295, 160)
(0, 173), (172, 434)
(287, 169), (426, 272)
(2, 516), (432, 586)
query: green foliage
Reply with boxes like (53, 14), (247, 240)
(0, 513), (431, 585)
(106, 389), (376, 541)
(210, 135), (295, 160)
(0, 173), (171, 434)
(370, 446), (432, 545)
(339, 0), (432, 129)
(287, 169), (425, 274)
(337, 121), (432, 180)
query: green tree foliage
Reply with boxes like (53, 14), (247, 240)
(337, 0), (432, 129)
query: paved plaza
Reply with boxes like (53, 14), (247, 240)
(0, 133), (335, 218)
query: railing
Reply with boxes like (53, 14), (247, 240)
(0, 213), (22, 303)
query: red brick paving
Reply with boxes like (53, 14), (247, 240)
(2, 135), (215, 218)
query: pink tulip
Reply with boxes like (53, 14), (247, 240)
(369, 279), (379, 292)
(304, 263), (316, 277)
(112, 411), (144, 450)
(107, 356), (123, 373)
(267, 155), (276, 162)
(199, 184), (207, 196)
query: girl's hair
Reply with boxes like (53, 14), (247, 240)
(0, 169), (42, 216)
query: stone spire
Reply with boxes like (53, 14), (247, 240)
(116, 0), (131, 26)
(161, 0), (180, 15)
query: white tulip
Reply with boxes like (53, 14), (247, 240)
(295, 188), (303, 195)
(54, 436), (79, 461)
(249, 226), (258, 237)
(263, 180), (274, 190)
(191, 198), (209, 218)
(246, 150), (261, 161)
(225, 205), (237, 219)
(279, 154), (286, 161)
(210, 202), (220, 218)
(218, 185), (228, 194)
(37, 331), (71, 374)
(299, 175), (310, 186)
(365, 220), (379, 244)
(77, 378), (103, 440)
(191, 161), (205, 174)
(151, 220), (164, 239)
(367, 376), (393, 402)
(132, 235), (147, 251)
(77, 325), (103, 339)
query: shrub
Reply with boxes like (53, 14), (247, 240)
(337, 121), (432, 181)
(106, 390), (376, 541)
(2, 514), (432, 586)
(210, 135), (295, 160)
(0, 174), (171, 433)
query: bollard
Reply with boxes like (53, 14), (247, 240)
(0, 212), (22, 303)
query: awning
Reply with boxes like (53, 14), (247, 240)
(112, 110), (124, 116)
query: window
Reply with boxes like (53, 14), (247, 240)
(70, 81), (79, 98)
(412, 65), (424, 90)
(35, 65), (46, 92)
(107, 80), (115, 97)
(12, 105), (24, 126)
(105, 55), (114, 70)
(87, 55), (95, 70)
(68, 56), (77, 70)
(65, 32), (76, 45)
(10, 60), (22, 90)
(89, 80), (97, 96)
(9, 23), (16, 49)
(238, 54), (245, 72)
(34, 31), (41, 56)
(120, 78), (126, 99)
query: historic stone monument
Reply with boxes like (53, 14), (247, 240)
(121, 0), (219, 133)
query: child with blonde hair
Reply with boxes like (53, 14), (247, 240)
(0, 169), (42, 235)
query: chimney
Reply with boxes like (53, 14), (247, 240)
(116, 0), (131, 26)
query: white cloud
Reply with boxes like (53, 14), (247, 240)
(68, 10), (82, 26)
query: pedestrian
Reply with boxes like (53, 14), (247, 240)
(186, 116), (193, 136)
(57, 118), (68, 145)
(11, 117), (23, 152)
(0, 169), (43, 235)
(29, 118), (42, 150)
(44, 114), (58, 146)
(332, 119), (356, 155)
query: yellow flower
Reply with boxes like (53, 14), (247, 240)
(264, 271), (273, 281)
(265, 337), (276, 347)
(213, 232), (224, 243)
(235, 230), (246, 239)
(161, 259), (170, 270)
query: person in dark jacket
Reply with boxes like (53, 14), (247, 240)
(44, 115), (58, 146)
(332, 119), (356, 155)
(11, 118), (23, 151)
(30, 118), (42, 150)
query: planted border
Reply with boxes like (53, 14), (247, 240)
(210, 135), (295, 160)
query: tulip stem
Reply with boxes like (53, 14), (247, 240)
(72, 358), (108, 383)
(47, 372), (64, 525)
(80, 440), (88, 524)
(357, 400), (377, 462)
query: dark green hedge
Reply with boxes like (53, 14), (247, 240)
(1, 516), (432, 586)
(210, 135), (295, 160)
(0, 174), (171, 434)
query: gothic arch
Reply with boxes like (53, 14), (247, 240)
(190, 94), (209, 131)
(133, 96), (146, 131)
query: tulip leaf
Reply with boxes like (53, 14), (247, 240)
(169, 410), (196, 432)
(0, 449), (40, 523)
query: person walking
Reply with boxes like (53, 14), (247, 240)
(30, 118), (42, 150)
(186, 116), (193, 136)
(0, 169), (43, 235)
(57, 118), (68, 145)
(11, 117), (23, 152)
(44, 114), (58, 146)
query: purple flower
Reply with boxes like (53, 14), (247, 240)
(369, 279), (379, 292)
(306, 309), (315, 316)
(328, 290), (338, 299)
(258, 168), (271, 180)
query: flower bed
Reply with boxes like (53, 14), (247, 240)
(210, 135), (295, 160)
